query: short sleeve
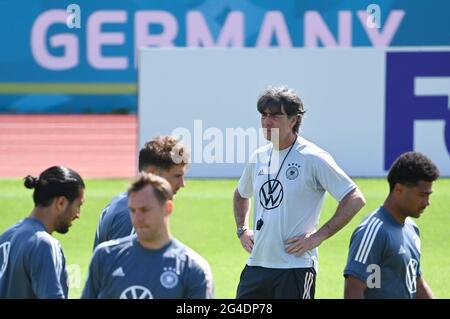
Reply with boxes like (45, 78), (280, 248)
(344, 219), (386, 283)
(29, 237), (67, 299)
(184, 256), (214, 299)
(81, 247), (104, 299)
(237, 161), (255, 199)
(313, 152), (356, 201)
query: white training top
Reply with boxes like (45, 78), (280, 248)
(237, 136), (356, 271)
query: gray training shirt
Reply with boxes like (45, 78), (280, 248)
(93, 192), (134, 249)
(0, 218), (68, 299)
(82, 236), (214, 299)
(344, 206), (422, 299)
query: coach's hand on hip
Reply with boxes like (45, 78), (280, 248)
(284, 231), (323, 257)
(239, 230), (254, 253)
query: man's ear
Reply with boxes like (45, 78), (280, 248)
(165, 200), (173, 217)
(394, 183), (404, 195)
(146, 166), (159, 174)
(289, 115), (298, 130)
(53, 196), (68, 213)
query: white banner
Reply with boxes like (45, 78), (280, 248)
(138, 48), (450, 177)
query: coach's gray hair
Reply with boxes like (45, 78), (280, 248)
(128, 172), (173, 204)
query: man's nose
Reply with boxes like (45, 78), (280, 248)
(179, 177), (185, 189)
(262, 116), (274, 126)
(134, 211), (144, 222)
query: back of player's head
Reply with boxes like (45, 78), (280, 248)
(128, 172), (173, 205)
(24, 166), (85, 207)
(257, 85), (306, 133)
(138, 136), (190, 172)
(387, 152), (439, 192)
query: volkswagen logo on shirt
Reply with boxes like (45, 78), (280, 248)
(120, 285), (153, 299)
(259, 179), (283, 209)
(405, 258), (418, 294)
(0, 242), (10, 279)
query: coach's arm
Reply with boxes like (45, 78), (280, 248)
(285, 188), (366, 256)
(233, 188), (254, 253)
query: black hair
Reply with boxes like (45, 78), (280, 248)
(24, 166), (85, 207)
(387, 152), (439, 192)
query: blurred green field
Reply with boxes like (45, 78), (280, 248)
(1, 178), (449, 299)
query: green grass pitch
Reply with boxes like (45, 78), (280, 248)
(1, 178), (449, 298)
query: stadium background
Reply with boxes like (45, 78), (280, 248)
(1, 0), (449, 298)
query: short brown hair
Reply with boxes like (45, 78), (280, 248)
(128, 172), (173, 204)
(138, 136), (190, 171)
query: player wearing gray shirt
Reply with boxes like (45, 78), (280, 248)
(83, 173), (213, 299)
(93, 136), (188, 249)
(344, 152), (439, 299)
(344, 207), (422, 298)
(93, 193), (133, 249)
(0, 218), (68, 299)
(0, 166), (85, 299)
(82, 236), (213, 299)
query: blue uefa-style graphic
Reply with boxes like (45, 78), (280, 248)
(1, 0), (450, 113)
(385, 51), (450, 170)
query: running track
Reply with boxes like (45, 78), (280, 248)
(0, 115), (137, 178)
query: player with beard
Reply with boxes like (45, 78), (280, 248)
(0, 166), (85, 298)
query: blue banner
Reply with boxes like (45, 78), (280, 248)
(1, 0), (449, 113)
